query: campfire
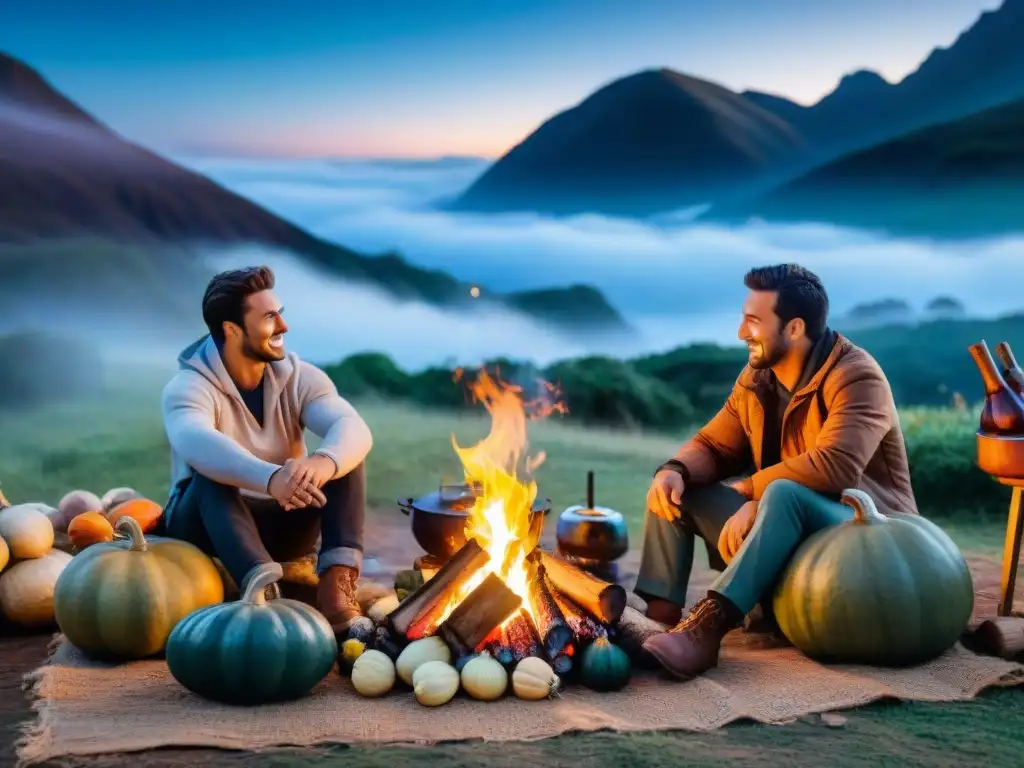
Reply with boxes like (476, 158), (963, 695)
(386, 370), (628, 676)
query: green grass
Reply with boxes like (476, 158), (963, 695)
(0, 381), (1009, 550)
(1, 380), (1021, 766)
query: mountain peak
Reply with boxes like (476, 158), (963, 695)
(452, 66), (806, 216)
(0, 51), (98, 126)
(831, 69), (889, 94)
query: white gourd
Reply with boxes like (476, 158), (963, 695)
(367, 593), (400, 624)
(461, 651), (508, 701)
(0, 550), (72, 626)
(413, 660), (460, 706)
(0, 535), (8, 574)
(512, 657), (560, 700)
(0, 505), (55, 559)
(396, 635), (452, 685)
(350, 649), (396, 697)
(56, 490), (103, 532)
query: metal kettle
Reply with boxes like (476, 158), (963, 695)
(555, 470), (628, 562)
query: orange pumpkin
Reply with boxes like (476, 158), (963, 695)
(107, 498), (163, 533)
(67, 512), (114, 549)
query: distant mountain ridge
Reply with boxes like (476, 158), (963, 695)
(0, 52), (630, 336)
(452, 68), (808, 216)
(706, 97), (1024, 238)
(453, 0), (1024, 221)
(747, 0), (1024, 158)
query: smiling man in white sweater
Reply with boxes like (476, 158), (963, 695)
(160, 265), (373, 633)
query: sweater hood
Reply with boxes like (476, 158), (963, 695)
(176, 335), (298, 400)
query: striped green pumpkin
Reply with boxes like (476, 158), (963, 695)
(773, 488), (974, 666)
(166, 562), (338, 705)
(53, 517), (224, 659)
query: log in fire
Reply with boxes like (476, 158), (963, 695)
(381, 369), (637, 678)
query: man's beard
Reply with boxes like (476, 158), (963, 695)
(241, 333), (283, 363)
(747, 335), (788, 370)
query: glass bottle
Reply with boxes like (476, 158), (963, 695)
(968, 340), (1024, 435)
(995, 341), (1024, 396)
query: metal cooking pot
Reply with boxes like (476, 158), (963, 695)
(555, 471), (628, 562)
(399, 483), (552, 561)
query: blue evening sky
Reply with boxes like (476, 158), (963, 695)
(0, 0), (1001, 157)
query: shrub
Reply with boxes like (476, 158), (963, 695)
(899, 406), (1006, 518)
(544, 356), (697, 429)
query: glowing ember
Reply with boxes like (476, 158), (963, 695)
(434, 368), (566, 628)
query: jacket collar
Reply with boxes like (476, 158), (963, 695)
(738, 331), (851, 399)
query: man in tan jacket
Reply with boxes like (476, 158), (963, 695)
(637, 264), (917, 680)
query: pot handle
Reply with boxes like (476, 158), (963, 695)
(398, 497), (413, 516)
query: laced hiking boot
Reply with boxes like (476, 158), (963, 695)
(645, 597), (683, 626)
(317, 565), (363, 634)
(642, 593), (743, 680)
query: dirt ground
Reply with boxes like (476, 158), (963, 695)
(0, 511), (1016, 768)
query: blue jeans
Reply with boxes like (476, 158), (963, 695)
(635, 479), (853, 615)
(162, 463), (366, 592)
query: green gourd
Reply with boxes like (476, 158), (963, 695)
(166, 562), (337, 705)
(773, 488), (974, 666)
(579, 636), (632, 691)
(53, 516), (224, 659)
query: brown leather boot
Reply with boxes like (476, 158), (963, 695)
(642, 593), (743, 680)
(644, 597), (683, 626)
(317, 565), (362, 633)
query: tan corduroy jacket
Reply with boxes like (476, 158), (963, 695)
(676, 334), (918, 516)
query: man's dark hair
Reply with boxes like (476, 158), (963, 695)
(202, 266), (275, 343)
(744, 263), (829, 341)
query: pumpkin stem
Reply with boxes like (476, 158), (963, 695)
(114, 515), (147, 551)
(242, 562), (284, 605)
(841, 488), (886, 524)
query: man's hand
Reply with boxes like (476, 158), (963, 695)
(648, 469), (685, 521)
(269, 458), (328, 511)
(294, 454), (337, 489)
(718, 500), (758, 563)
(727, 477), (754, 500)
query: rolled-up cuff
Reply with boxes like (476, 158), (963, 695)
(318, 546), (362, 574)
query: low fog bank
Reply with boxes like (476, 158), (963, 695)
(181, 155), (1024, 324)
(202, 248), (674, 370)
(2, 243), (689, 392)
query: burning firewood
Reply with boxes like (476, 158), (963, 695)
(534, 550), (626, 624)
(486, 610), (542, 666)
(389, 538), (490, 639)
(437, 572), (522, 662)
(526, 557), (574, 659)
(551, 588), (607, 645)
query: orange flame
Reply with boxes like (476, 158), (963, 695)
(433, 368), (566, 628)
